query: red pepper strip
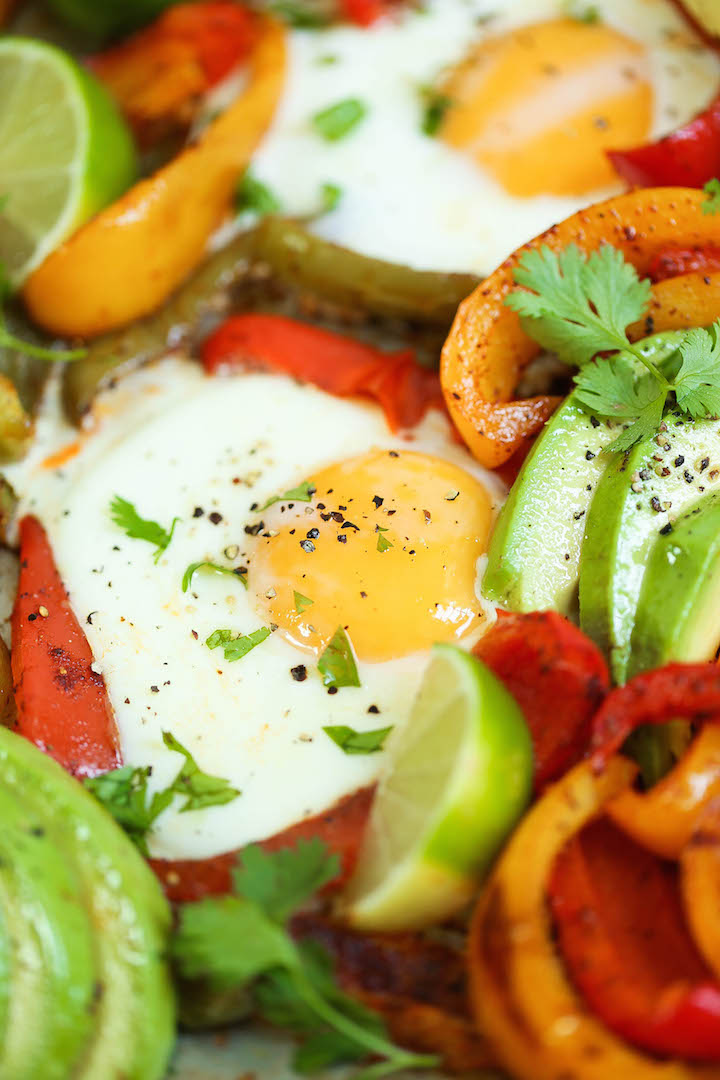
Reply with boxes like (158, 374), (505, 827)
(550, 818), (720, 1061)
(474, 612), (609, 791)
(150, 785), (374, 903)
(10, 515), (121, 778)
(608, 93), (720, 188)
(592, 663), (720, 769)
(202, 313), (446, 432)
(649, 245), (720, 282)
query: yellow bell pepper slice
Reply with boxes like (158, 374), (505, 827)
(23, 16), (286, 339)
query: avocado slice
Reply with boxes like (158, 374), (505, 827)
(483, 331), (688, 615)
(630, 489), (720, 674)
(0, 728), (176, 1080)
(0, 785), (96, 1080)
(579, 413), (720, 682)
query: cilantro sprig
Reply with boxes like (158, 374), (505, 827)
(506, 243), (720, 450)
(84, 731), (240, 855)
(182, 561), (247, 592)
(172, 840), (439, 1078)
(323, 724), (393, 755)
(318, 627), (360, 689)
(206, 626), (271, 661)
(259, 480), (316, 512)
(110, 495), (179, 563)
(0, 261), (85, 363)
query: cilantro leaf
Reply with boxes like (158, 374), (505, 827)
(236, 170), (282, 217)
(375, 525), (393, 552)
(259, 480), (316, 511)
(182, 561), (247, 593)
(673, 323), (720, 419)
(320, 182), (342, 213)
(0, 259), (86, 363)
(317, 627), (360, 689)
(294, 590), (314, 613)
(420, 89), (453, 136)
(562, 0), (600, 21)
(506, 244), (651, 368)
(702, 178), (720, 216)
(312, 98), (367, 141)
(232, 838), (339, 924)
(110, 495), (179, 563)
(162, 731), (240, 812)
(205, 626), (271, 661)
(269, 1), (330, 27)
(323, 724), (393, 755)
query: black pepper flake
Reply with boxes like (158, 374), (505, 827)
(317, 502), (326, 510)
(389, 451), (399, 458)
(306, 528), (320, 540)
(320, 512), (332, 522)
(338, 505), (347, 512)
(300, 539), (315, 553)
(327, 686), (338, 695)
(150, 685), (159, 693)
(360, 591), (367, 598)
(674, 455), (685, 467)
(373, 496), (384, 508)
(193, 507), (204, 518)
(590, 416), (600, 428)
(342, 521), (359, 531)
(564, 553), (570, 561)
(368, 705), (380, 714)
(331, 511), (344, 523)
(386, 509), (397, 516)
(573, 510), (585, 521)
(701, 458), (710, 472)
(585, 450), (596, 460)
(209, 512), (223, 525)
(337, 534), (348, 544)
(651, 496), (662, 512)
(245, 521), (265, 536)
(191, 630), (198, 640)
(639, 468), (651, 481)
(290, 665), (307, 682)
(86, 611), (97, 625)
(660, 522), (673, 535)
(27, 613), (37, 621)
(684, 470), (694, 484)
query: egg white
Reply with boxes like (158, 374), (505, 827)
(4, 361), (503, 860)
(238, 0), (720, 274)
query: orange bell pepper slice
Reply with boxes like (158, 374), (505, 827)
(23, 15), (286, 340)
(441, 187), (720, 468)
(682, 800), (720, 983)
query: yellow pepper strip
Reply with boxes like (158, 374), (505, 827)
(681, 800), (720, 982)
(606, 728), (720, 861)
(441, 188), (720, 469)
(468, 756), (719, 1080)
(23, 16), (286, 339)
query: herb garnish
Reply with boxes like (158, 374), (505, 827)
(320, 181), (343, 212)
(323, 724), (393, 755)
(259, 480), (316, 511)
(236, 169), (282, 217)
(294, 590), (314, 613)
(110, 495), (179, 562)
(376, 525), (393, 552)
(84, 731), (239, 855)
(702, 178), (720, 216)
(317, 627), (360, 689)
(420, 89), (452, 136)
(172, 839), (439, 1078)
(312, 98), (367, 141)
(269, 1), (330, 27)
(0, 261), (85, 362)
(206, 626), (271, 661)
(562, 0), (600, 22)
(506, 244), (720, 451)
(182, 561), (248, 592)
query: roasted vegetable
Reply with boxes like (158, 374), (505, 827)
(23, 16), (286, 338)
(682, 802), (720, 983)
(0, 375), (32, 463)
(0, 636), (15, 730)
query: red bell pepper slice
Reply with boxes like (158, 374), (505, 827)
(648, 245), (720, 282)
(591, 663), (720, 768)
(10, 515), (121, 778)
(550, 817), (720, 1061)
(339, 0), (397, 26)
(150, 786), (374, 902)
(202, 313), (446, 432)
(608, 93), (720, 188)
(474, 611), (609, 790)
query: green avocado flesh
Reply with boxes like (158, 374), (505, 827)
(483, 331), (688, 617)
(579, 413), (720, 683)
(0, 727), (176, 1079)
(630, 490), (720, 675)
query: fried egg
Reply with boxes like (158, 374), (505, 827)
(240, 0), (720, 273)
(4, 362), (502, 859)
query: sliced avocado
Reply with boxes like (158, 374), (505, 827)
(579, 413), (720, 682)
(630, 489), (720, 674)
(483, 331), (688, 614)
(0, 728), (176, 1080)
(0, 786), (96, 1080)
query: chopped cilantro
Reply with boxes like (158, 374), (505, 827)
(376, 525), (393, 552)
(323, 724), (393, 755)
(317, 627), (360, 689)
(269, 1), (330, 27)
(562, 0), (600, 22)
(206, 626), (271, 661)
(320, 181), (343, 212)
(109, 495), (179, 563)
(421, 89), (453, 136)
(312, 98), (367, 141)
(172, 840), (438, 1077)
(702, 178), (720, 216)
(259, 480), (316, 511)
(182, 561), (247, 593)
(84, 732), (239, 854)
(236, 169), (282, 217)
(293, 590), (314, 613)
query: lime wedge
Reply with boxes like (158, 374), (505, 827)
(342, 644), (533, 932)
(0, 37), (137, 288)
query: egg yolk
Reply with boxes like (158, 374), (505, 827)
(440, 17), (652, 197)
(250, 450), (494, 663)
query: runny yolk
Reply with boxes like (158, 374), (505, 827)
(440, 17), (652, 197)
(250, 449), (494, 663)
